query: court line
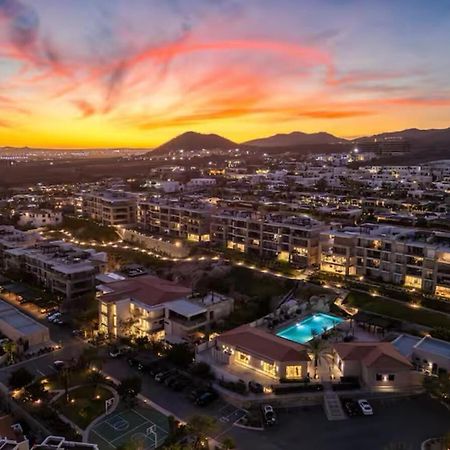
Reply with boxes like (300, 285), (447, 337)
(131, 409), (169, 436)
(90, 428), (116, 450)
(110, 418), (150, 444)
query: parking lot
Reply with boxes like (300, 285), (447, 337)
(103, 356), (245, 429)
(229, 395), (450, 450)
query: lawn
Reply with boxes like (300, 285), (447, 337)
(99, 246), (170, 271)
(345, 291), (450, 329)
(56, 216), (120, 243)
(54, 385), (112, 429)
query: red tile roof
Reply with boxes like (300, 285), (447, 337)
(333, 342), (412, 370)
(100, 275), (191, 307)
(218, 325), (310, 363)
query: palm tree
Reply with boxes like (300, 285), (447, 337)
(187, 415), (217, 450)
(59, 366), (71, 403)
(307, 339), (329, 379)
(3, 340), (17, 364)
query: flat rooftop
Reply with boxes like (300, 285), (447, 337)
(414, 336), (450, 359)
(166, 299), (207, 317)
(0, 299), (48, 336)
(392, 334), (421, 358)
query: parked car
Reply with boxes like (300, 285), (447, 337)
(171, 377), (189, 391)
(188, 388), (205, 403)
(155, 370), (173, 383)
(358, 399), (373, 416)
(53, 360), (66, 370)
(196, 391), (218, 407)
(47, 312), (62, 323)
(72, 329), (83, 337)
(341, 398), (360, 417)
(262, 404), (276, 426)
(248, 381), (264, 394)
(127, 357), (144, 371)
(164, 374), (180, 387)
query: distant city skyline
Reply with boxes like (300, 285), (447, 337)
(1, 0), (450, 148)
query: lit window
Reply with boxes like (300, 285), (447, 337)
(286, 365), (302, 379)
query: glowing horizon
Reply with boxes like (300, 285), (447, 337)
(1, 0), (450, 148)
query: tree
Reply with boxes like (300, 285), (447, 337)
(307, 339), (330, 379)
(78, 347), (103, 371)
(3, 340), (17, 364)
(186, 415), (217, 450)
(189, 362), (213, 379)
(9, 367), (34, 390)
(221, 437), (236, 449)
(315, 178), (329, 192)
(423, 373), (450, 404)
(166, 343), (194, 368)
(117, 376), (141, 404)
(88, 370), (106, 390)
(59, 366), (71, 403)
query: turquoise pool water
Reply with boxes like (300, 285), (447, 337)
(276, 313), (344, 344)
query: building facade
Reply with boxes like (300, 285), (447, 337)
(319, 225), (450, 299)
(138, 199), (214, 242)
(82, 190), (137, 226)
(211, 211), (325, 267)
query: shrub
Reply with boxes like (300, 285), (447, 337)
(9, 367), (34, 390)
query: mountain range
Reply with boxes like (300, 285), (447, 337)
(150, 127), (450, 155)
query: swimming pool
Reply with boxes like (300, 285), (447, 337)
(276, 313), (344, 344)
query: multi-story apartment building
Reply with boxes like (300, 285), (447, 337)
(138, 199), (214, 242)
(0, 226), (41, 267)
(211, 211), (326, 267)
(81, 190), (137, 226)
(17, 209), (63, 228)
(98, 275), (233, 342)
(3, 241), (107, 305)
(320, 231), (358, 276)
(319, 224), (450, 299)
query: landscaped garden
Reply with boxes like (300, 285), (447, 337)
(53, 216), (120, 243)
(53, 385), (113, 429)
(345, 291), (450, 330)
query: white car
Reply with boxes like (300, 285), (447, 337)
(53, 360), (66, 370)
(47, 312), (61, 322)
(358, 399), (373, 416)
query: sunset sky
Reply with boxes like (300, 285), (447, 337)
(1, 0), (450, 148)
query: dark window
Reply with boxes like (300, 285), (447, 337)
(376, 373), (382, 381)
(388, 374), (395, 381)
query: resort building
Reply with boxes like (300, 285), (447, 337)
(211, 211), (325, 267)
(98, 275), (233, 342)
(319, 232), (358, 276)
(0, 299), (50, 347)
(205, 325), (310, 383)
(319, 224), (450, 298)
(3, 241), (107, 305)
(81, 190), (138, 226)
(0, 226), (41, 268)
(393, 334), (450, 375)
(332, 342), (416, 390)
(17, 210), (62, 228)
(137, 199), (214, 243)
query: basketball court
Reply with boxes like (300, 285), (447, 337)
(90, 405), (169, 450)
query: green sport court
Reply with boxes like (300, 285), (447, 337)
(89, 405), (169, 450)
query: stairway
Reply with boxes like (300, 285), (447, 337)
(323, 383), (347, 421)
